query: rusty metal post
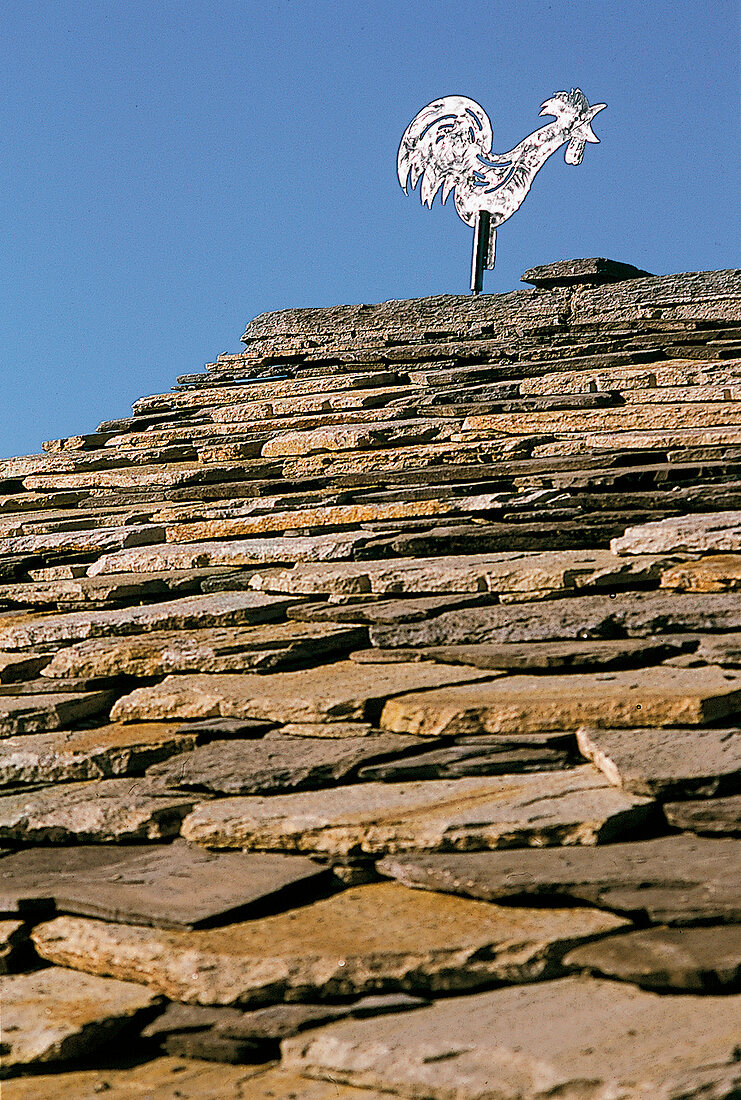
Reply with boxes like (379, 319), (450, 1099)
(470, 210), (491, 295)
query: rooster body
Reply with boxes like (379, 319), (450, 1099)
(398, 89), (606, 275)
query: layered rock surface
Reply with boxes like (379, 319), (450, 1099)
(1, 263), (740, 1095)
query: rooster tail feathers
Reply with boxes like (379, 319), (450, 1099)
(397, 95), (497, 209)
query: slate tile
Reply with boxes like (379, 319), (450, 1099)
(612, 510), (741, 554)
(664, 794), (741, 835)
(0, 689), (116, 738)
(376, 833), (741, 923)
(31, 882), (626, 1005)
(358, 740), (571, 781)
(576, 724), (741, 797)
(181, 766), (652, 856)
(282, 976), (741, 1100)
(564, 924), (741, 991)
(0, 840), (329, 927)
(379, 637), (697, 671)
(0, 967), (159, 1074)
(0, 779), (196, 844)
(147, 732), (427, 795)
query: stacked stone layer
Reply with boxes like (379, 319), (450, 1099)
(1, 262), (741, 1098)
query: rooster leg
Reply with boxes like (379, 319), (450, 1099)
(470, 210), (493, 295)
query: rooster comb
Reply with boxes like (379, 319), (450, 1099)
(551, 88), (590, 111)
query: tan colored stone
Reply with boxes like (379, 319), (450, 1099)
(0, 524), (164, 557)
(0, 689), (115, 738)
(282, 976), (741, 1100)
(260, 418), (452, 458)
(0, 591), (295, 650)
(661, 554), (741, 590)
(281, 436), (532, 479)
(463, 400), (741, 435)
(0, 779), (195, 843)
(380, 666), (741, 736)
(533, 425), (741, 457)
(110, 661), (494, 724)
(31, 882), (626, 1005)
(613, 511), (741, 554)
(41, 622), (365, 679)
(518, 358), (739, 396)
(0, 722), (195, 784)
(0, 967), (159, 1073)
(165, 496), (501, 544)
(87, 532), (371, 575)
(0, 650), (52, 682)
(250, 550), (670, 597)
(0, 1062), (368, 1100)
(181, 766), (651, 856)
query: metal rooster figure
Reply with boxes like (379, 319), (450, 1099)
(397, 89), (607, 293)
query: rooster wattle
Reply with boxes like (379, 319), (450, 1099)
(397, 88), (606, 291)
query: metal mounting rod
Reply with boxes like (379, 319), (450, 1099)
(470, 210), (491, 295)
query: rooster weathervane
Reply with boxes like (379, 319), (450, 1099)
(398, 89), (607, 294)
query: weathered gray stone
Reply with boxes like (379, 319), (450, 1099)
(0, 779), (195, 843)
(521, 257), (654, 287)
(0, 688), (116, 738)
(31, 882), (626, 1005)
(0, 591), (297, 650)
(280, 721), (376, 738)
(358, 739), (571, 781)
(282, 976), (741, 1100)
(612, 510), (741, 554)
(181, 766), (652, 856)
(0, 722), (196, 784)
(220, 993), (428, 1042)
(664, 795), (741, 835)
(41, 622), (366, 679)
(0, 651), (53, 683)
(689, 632), (741, 666)
(564, 924), (741, 991)
(0, 967), (159, 1074)
(380, 666), (741, 736)
(0, 841), (328, 928)
(110, 661), (495, 724)
(576, 724), (741, 797)
(377, 833), (741, 923)
(0, 524), (164, 558)
(377, 636), (694, 671)
(369, 591), (741, 647)
(147, 732), (426, 795)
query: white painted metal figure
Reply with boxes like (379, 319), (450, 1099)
(397, 89), (607, 292)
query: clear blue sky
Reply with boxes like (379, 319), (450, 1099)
(1, 0), (739, 459)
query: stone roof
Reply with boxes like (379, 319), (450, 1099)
(1, 260), (741, 1098)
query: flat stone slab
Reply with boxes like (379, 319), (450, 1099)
(380, 666), (741, 735)
(521, 257), (654, 287)
(181, 766), (652, 856)
(576, 725), (741, 797)
(0, 722), (196, 784)
(664, 794), (741, 835)
(0, 591), (297, 650)
(289, 593), (489, 624)
(358, 739), (571, 781)
(376, 833), (741, 923)
(0, 779), (196, 844)
(0, 1061), (385, 1100)
(110, 661), (495, 725)
(612, 510), (741, 554)
(565, 924), (741, 991)
(31, 882), (626, 1005)
(147, 732), (426, 795)
(0, 842), (329, 928)
(87, 532), (374, 576)
(0, 650), (53, 683)
(689, 632), (741, 666)
(0, 966), (159, 1074)
(369, 591), (741, 647)
(392, 637), (693, 671)
(282, 976), (741, 1100)
(250, 550), (670, 597)
(661, 554), (741, 591)
(41, 622), (367, 679)
(0, 689), (115, 738)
